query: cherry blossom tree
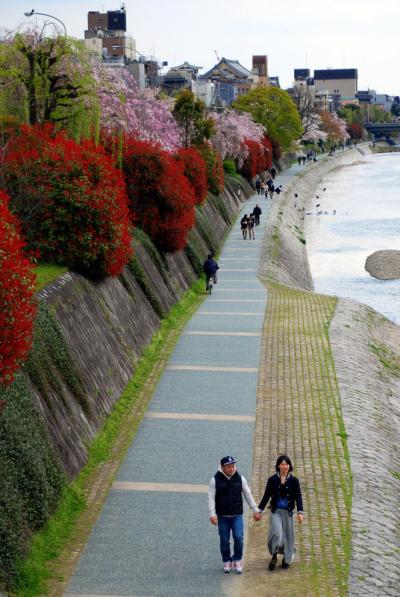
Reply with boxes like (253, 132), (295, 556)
(319, 110), (350, 142)
(301, 113), (328, 143)
(92, 64), (182, 152)
(210, 110), (265, 166)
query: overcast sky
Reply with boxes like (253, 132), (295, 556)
(2, 0), (399, 95)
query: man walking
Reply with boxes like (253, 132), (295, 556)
(208, 456), (261, 574)
(252, 204), (262, 226)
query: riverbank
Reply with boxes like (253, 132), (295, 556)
(256, 148), (400, 596)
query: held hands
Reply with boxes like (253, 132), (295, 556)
(210, 516), (218, 526)
(253, 512), (262, 522)
(296, 513), (304, 524)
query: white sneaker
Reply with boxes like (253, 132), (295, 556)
(223, 561), (232, 573)
(234, 560), (243, 574)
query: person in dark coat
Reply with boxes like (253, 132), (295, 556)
(258, 455), (303, 571)
(203, 254), (219, 291)
(240, 214), (249, 239)
(252, 204), (262, 226)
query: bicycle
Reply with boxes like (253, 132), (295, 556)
(207, 275), (214, 294)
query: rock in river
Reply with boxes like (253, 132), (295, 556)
(365, 250), (400, 280)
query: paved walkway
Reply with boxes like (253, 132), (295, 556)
(65, 189), (273, 596)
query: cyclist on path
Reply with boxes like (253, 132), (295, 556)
(203, 254), (219, 292)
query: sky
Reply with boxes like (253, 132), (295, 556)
(1, 0), (399, 95)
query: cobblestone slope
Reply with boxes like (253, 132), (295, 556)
(240, 283), (351, 597)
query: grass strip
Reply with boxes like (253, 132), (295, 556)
(35, 264), (69, 291)
(15, 277), (206, 597)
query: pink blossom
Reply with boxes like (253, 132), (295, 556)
(92, 63), (182, 152)
(210, 110), (265, 166)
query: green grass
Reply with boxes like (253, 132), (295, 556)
(35, 264), (69, 291)
(369, 341), (400, 377)
(15, 277), (206, 596)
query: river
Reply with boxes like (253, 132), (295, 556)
(305, 152), (400, 324)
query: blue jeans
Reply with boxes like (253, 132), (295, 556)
(217, 515), (243, 563)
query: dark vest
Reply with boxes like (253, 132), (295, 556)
(214, 471), (243, 516)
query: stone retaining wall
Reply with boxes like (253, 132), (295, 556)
(330, 300), (400, 596)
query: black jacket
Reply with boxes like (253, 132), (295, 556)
(214, 470), (243, 516)
(203, 258), (219, 276)
(258, 473), (303, 516)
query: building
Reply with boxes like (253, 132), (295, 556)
(201, 58), (254, 106)
(313, 68), (358, 97)
(268, 76), (280, 88)
(252, 55), (269, 87)
(84, 6), (166, 88)
(288, 68), (333, 114)
(161, 62), (202, 95)
(85, 7), (137, 61)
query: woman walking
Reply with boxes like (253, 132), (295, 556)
(258, 455), (303, 571)
(240, 214), (249, 239)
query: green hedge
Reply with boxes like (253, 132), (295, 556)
(0, 375), (65, 589)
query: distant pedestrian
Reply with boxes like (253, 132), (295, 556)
(269, 184), (275, 200)
(240, 214), (248, 239)
(208, 456), (262, 574)
(270, 167), (277, 179)
(255, 177), (262, 195)
(258, 455), (304, 572)
(248, 214), (255, 239)
(301, 156), (306, 165)
(252, 204), (262, 226)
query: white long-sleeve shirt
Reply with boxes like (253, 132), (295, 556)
(208, 467), (260, 518)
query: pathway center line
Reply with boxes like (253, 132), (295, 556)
(145, 412), (255, 422)
(112, 482), (209, 493)
(183, 331), (262, 336)
(207, 299), (265, 303)
(166, 365), (258, 372)
(197, 311), (263, 315)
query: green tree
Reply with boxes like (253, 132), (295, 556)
(232, 87), (302, 150)
(0, 30), (94, 137)
(172, 89), (214, 147)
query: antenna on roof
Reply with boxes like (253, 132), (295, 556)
(215, 49), (220, 61)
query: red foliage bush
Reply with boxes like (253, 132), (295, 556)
(2, 124), (132, 277)
(196, 143), (225, 195)
(175, 147), (208, 204)
(262, 136), (273, 170)
(0, 190), (37, 385)
(346, 122), (363, 140)
(239, 136), (273, 179)
(122, 137), (197, 252)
